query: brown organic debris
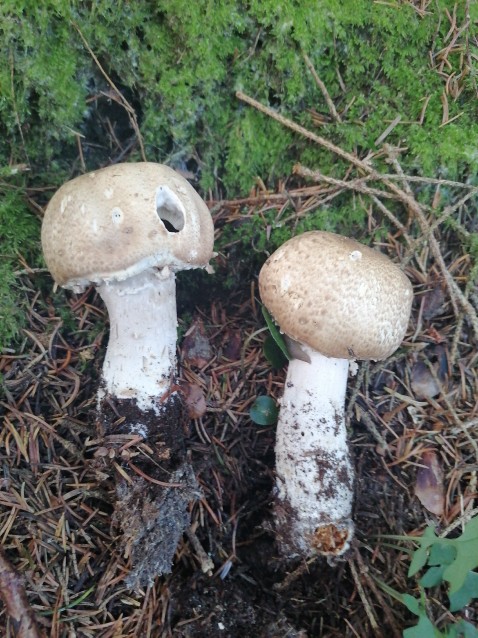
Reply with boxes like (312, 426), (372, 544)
(182, 382), (208, 419)
(1, 37), (478, 634)
(0, 547), (45, 638)
(415, 450), (445, 516)
(182, 318), (213, 368)
(97, 394), (200, 588)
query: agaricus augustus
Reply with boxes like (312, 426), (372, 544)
(42, 162), (214, 412)
(41, 162), (214, 586)
(259, 230), (413, 560)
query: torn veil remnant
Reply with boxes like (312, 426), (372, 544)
(259, 231), (412, 560)
(41, 162), (214, 586)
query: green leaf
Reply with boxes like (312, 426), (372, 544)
(401, 593), (422, 616)
(263, 334), (288, 369)
(428, 543), (456, 567)
(409, 526), (439, 577)
(261, 306), (291, 361)
(443, 516), (478, 593)
(403, 614), (443, 638)
(249, 395), (279, 426)
(372, 578), (420, 615)
(420, 565), (446, 588)
(443, 545), (478, 594)
(445, 619), (478, 638)
(448, 570), (478, 612)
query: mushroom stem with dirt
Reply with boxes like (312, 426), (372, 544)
(259, 231), (413, 560)
(96, 268), (178, 412)
(41, 162), (214, 586)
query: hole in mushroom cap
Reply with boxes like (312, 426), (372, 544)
(155, 185), (185, 233)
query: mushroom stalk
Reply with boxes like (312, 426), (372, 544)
(274, 344), (354, 558)
(97, 268), (178, 412)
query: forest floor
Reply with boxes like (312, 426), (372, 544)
(1, 104), (478, 637)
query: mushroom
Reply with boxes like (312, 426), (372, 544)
(41, 162), (214, 412)
(259, 231), (413, 560)
(41, 162), (214, 585)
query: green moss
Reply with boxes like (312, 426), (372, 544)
(0, 0), (477, 343)
(0, 189), (41, 348)
(1, 0), (476, 187)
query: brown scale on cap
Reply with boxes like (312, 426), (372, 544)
(41, 162), (214, 289)
(259, 231), (413, 361)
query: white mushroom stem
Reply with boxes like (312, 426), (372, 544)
(274, 344), (354, 558)
(96, 268), (178, 412)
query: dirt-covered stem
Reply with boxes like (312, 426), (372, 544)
(274, 345), (354, 558)
(97, 268), (178, 411)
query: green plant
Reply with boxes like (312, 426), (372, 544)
(261, 306), (290, 367)
(377, 517), (478, 637)
(249, 395), (279, 426)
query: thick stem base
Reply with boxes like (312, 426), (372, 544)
(274, 346), (354, 559)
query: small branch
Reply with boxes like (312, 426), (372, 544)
(348, 559), (380, 636)
(72, 22), (146, 162)
(380, 173), (478, 190)
(374, 115), (401, 146)
(384, 149), (478, 332)
(236, 91), (367, 170)
(185, 526), (214, 575)
(303, 52), (342, 123)
(0, 546), (44, 638)
(351, 549), (403, 638)
(294, 164), (412, 243)
(293, 165), (397, 201)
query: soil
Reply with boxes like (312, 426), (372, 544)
(95, 394), (199, 589)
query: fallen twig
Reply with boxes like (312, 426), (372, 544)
(303, 52), (342, 123)
(236, 91), (478, 338)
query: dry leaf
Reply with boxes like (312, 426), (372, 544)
(422, 284), (445, 320)
(415, 450), (445, 516)
(411, 361), (440, 399)
(182, 383), (207, 419)
(222, 328), (242, 361)
(182, 319), (212, 368)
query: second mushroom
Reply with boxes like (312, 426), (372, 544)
(259, 231), (413, 560)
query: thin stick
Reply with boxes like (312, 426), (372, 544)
(303, 53), (342, 123)
(236, 91), (368, 170)
(294, 165), (398, 201)
(348, 558), (380, 635)
(185, 526), (214, 575)
(352, 550), (403, 638)
(72, 22), (147, 162)
(294, 164), (411, 241)
(384, 150), (465, 321)
(381, 173), (478, 189)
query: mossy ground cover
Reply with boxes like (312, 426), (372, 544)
(0, 1), (478, 636)
(1, 0), (477, 346)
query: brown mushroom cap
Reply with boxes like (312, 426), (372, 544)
(41, 163), (214, 289)
(259, 231), (413, 360)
